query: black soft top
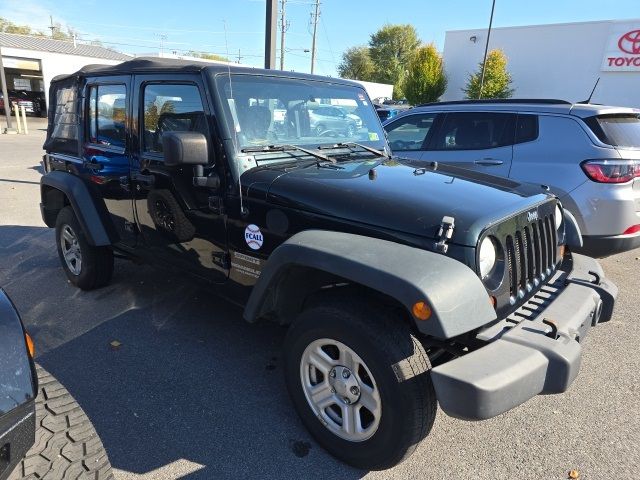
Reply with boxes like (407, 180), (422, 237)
(51, 57), (361, 88)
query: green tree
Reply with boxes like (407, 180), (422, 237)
(368, 24), (420, 99)
(463, 49), (514, 99)
(0, 17), (37, 35)
(403, 43), (447, 105)
(337, 46), (375, 81)
(188, 51), (229, 62)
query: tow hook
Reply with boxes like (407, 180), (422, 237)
(542, 318), (558, 339)
(587, 270), (601, 285)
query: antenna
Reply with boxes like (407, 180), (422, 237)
(585, 77), (600, 104)
(223, 21), (248, 217)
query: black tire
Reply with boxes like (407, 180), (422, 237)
(8, 365), (114, 480)
(55, 206), (114, 290)
(283, 296), (437, 470)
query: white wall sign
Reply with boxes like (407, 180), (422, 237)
(602, 22), (640, 71)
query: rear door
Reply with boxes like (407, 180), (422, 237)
(383, 112), (438, 160)
(423, 111), (515, 177)
(130, 74), (229, 282)
(82, 76), (137, 246)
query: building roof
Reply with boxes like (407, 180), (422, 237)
(0, 32), (131, 61)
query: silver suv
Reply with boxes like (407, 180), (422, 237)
(383, 99), (640, 257)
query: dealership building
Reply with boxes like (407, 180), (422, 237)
(0, 32), (131, 110)
(442, 19), (640, 107)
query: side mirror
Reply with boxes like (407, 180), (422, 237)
(162, 131), (208, 167)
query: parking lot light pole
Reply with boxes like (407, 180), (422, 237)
(0, 47), (15, 133)
(478, 0), (496, 99)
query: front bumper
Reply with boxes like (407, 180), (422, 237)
(431, 253), (617, 421)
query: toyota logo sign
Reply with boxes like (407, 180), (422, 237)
(618, 29), (640, 54)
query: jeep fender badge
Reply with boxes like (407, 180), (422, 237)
(245, 224), (264, 250)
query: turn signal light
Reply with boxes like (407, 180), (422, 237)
(559, 245), (566, 258)
(623, 224), (640, 235)
(25, 333), (35, 358)
(412, 301), (432, 321)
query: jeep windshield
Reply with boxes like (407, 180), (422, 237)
(214, 74), (386, 155)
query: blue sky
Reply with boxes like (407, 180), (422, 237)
(1, 0), (639, 75)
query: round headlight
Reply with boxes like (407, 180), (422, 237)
(479, 237), (497, 279)
(555, 204), (563, 230)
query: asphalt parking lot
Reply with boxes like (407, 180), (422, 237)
(1, 119), (639, 479)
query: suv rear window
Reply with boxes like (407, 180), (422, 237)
(584, 114), (640, 148)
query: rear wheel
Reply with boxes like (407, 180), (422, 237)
(8, 365), (114, 479)
(283, 296), (437, 470)
(55, 206), (113, 290)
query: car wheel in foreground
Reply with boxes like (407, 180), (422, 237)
(283, 296), (437, 470)
(55, 206), (113, 290)
(8, 365), (114, 480)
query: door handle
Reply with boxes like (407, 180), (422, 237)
(83, 158), (103, 170)
(131, 172), (155, 187)
(474, 158), (503, 166)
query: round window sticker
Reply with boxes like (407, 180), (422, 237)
(245, 224), (264, 250)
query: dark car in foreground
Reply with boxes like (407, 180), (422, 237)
(0, 289), (113, 480)
(40, 58), (617, 470)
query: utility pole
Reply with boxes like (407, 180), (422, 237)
(478, 0), (496, 99)
(0, 47), (15, 132)
(310, 0), (320, 74)
(48, 15), (55, 37)
(264, 0), (277, 69)
(279, 0), (289, 70)
(237, 49), (242, 64)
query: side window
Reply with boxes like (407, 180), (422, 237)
(143, 83), (206, 154)
(515, 114), (539, 144)
(385, 114), (436, 151)
(432, 112), (516, 150)
(87, 84), (127, 149)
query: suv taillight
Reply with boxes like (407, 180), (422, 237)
(581, 159), (640, 183)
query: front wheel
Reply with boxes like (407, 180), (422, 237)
(283, 297), (437, 470)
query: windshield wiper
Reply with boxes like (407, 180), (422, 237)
(318, 142), (389, 158)
(240, 144), (336, 164)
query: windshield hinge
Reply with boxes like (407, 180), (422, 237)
(434, 216), (455, 253)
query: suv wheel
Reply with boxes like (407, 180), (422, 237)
(55, 206), (114, 290)
(8, 365), (114, 479)
(283, 296), (436, 470)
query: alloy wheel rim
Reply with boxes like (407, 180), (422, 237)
(60, 225), (82, 275)
(300, 338), (381, 442)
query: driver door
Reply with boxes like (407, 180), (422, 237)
(130, 74), (229, 282)
(383, 113), (438, 160)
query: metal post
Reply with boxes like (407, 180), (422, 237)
(279, 0), (287, 70)
(478, 0), (496, 99)
(14, 102), (22, 134)
(20, 105), (28, 134)
(0, 48), (14, 132)
(310, 0), (320, 74)
(265, 0), (277, 69)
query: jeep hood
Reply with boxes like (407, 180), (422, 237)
(243, 158), (552, 247)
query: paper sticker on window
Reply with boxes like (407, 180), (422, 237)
(368, 132), (379, 141)
(358, 93), (365, 101)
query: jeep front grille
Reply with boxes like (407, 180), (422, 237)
(504, 215), (557, 303)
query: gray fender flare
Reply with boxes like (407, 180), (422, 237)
(243, 230), (497, 339)
(563, 209), (583, 248)
(40, 171), (117, 246)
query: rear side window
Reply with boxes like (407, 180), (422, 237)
(515, 114), (538, 143)
(87, 84), (127, 149)
(384, 114), (436, 151)
(142, 84), (206, 153)
(49, 86), (79, 154)
(432, 112), (516, 150)
(584, 114), (640, 148)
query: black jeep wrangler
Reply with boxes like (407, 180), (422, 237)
(39, 58), (617, 470)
